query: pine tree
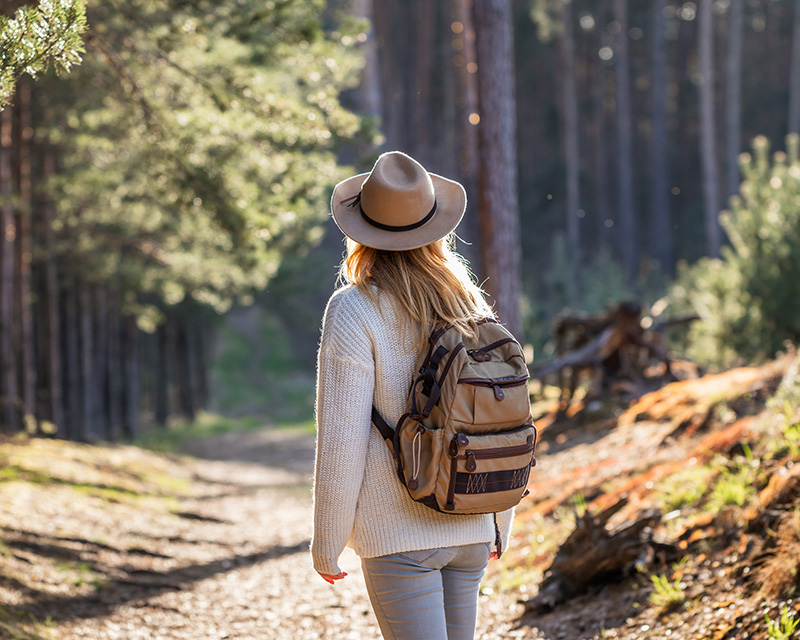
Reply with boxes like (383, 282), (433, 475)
(673, 135), (800, 366)
(0, 0), (87, 108)
(1, 0), (367, 438)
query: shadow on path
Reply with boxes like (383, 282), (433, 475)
(18, 539), (309, 623)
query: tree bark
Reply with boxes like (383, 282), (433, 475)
(440, 3), (458, 178)
(195, 324), (211, 411)
(452, 0), (481, 265)
(725, 0), (744, 200)
(559, 0), (580, 296)
(472, 0), (523, 339)
(649, 0), (672, 272)
(93, 285), (109, 439)
(121, 315), (140, 438)
(410, 0), (435, 164)
(175, 316), (196, 422)
(591, 4), (612, 253)
(79, 283), (97, 441)
(154, 320), (171, 426)
(106, 296), (123, 441)
(62, 278), (81, 440)
(699, 0), (722, 257)
(37, 146), (62, 431)
(613, 0), (638, 280)
(789, 0), (800, 135)
(374, 0), (409, 151)
(351, 0), (383, 121)
(0, 102), (19, 433)
(14, 79), (36, 430)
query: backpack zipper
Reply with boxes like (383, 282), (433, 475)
(467, 337), (519, 361)
(463, 442), (535, 470)
(459, 376), (529, 400)
(445, 429), (536, 508)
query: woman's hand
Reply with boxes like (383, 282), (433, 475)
(318, 571), (347, 584)
(489, 551), (498, 560)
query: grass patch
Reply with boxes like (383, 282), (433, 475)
(765, 605), (800, 640)
(654, 464), (716, 513)
(708, 451), (759, 512)
(0, 464), (153, 503)
(647, 572), (686, 612)
(133, 411), (264, 453)
(55, 560), (105, 589)
(0, 606), (54, 640)
(210, 309), (316, 423)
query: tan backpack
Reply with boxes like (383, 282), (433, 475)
(371, 319), (537, 519)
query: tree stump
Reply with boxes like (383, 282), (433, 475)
(524, 498), (673, 612)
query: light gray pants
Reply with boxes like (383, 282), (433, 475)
(360, 542), (491, 640)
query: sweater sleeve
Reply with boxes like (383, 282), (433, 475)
(311, 295), (375, 575)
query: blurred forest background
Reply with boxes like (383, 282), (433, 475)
(1, 0), (800, 443)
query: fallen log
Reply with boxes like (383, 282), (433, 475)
(533, 302), (692, 404)
(536, 302), (644, 379)
(524, 498), (673, 612)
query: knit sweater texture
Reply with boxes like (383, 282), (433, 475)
(311, 284), (514, 576)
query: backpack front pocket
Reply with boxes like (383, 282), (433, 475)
(453, 377), (531, 432)
(438, 424), (537, 514)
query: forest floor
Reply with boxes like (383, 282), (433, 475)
(1, 353), (800, 639)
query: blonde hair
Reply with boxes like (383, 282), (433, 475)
(338, 234), (494, 350)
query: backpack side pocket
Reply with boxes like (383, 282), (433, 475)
(396, 416), (444, 507)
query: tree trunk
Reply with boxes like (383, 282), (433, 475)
(0, 103), (19, 433)
(37, 147), (62, 431)
(410, 0), (435, 164)
(725, 0), (744, 200)
(452, 0), (481, 265)
(649, 0), (672, 272)
(374, 0), (409, 151)
(175, 316), (196, 422)
(62, 278), (81, 440)
(699, 0), (722, 257)
(613, 0), (638, 280)
(559, 0), (580, 296)
(154, 320), (171, 426)
(472, 0), (523, 339)
(440, 3), (458, 178)
(195, 323), (211, 411)
(121, 315), (140, 438)
(351, 0), (383, 121)
(93, 285), (109, 439)
(592, 5), (612, 253)
(106, 296), (123, 441)
(789, 0), (800, 135)
(14, 79), (36, 430)
(79, 283), (97, 441)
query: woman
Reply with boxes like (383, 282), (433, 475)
(311, 151), (515, 640)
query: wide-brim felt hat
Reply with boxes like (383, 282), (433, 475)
(331, 151), (467, 251)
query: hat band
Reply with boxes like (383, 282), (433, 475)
(346, 192), (438, 233)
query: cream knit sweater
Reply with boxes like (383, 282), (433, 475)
(311, 284), (514, 576)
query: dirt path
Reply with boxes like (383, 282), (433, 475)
(41, 427), (525, 640)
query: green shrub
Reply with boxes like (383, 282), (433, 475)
(765, 605), (799, 640)
(671, 135), (800, 367)
(708, 454), (758, 512)
(647, 572), (685, 611)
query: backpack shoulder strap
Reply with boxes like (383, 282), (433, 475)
(371, 406), (395, 446)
